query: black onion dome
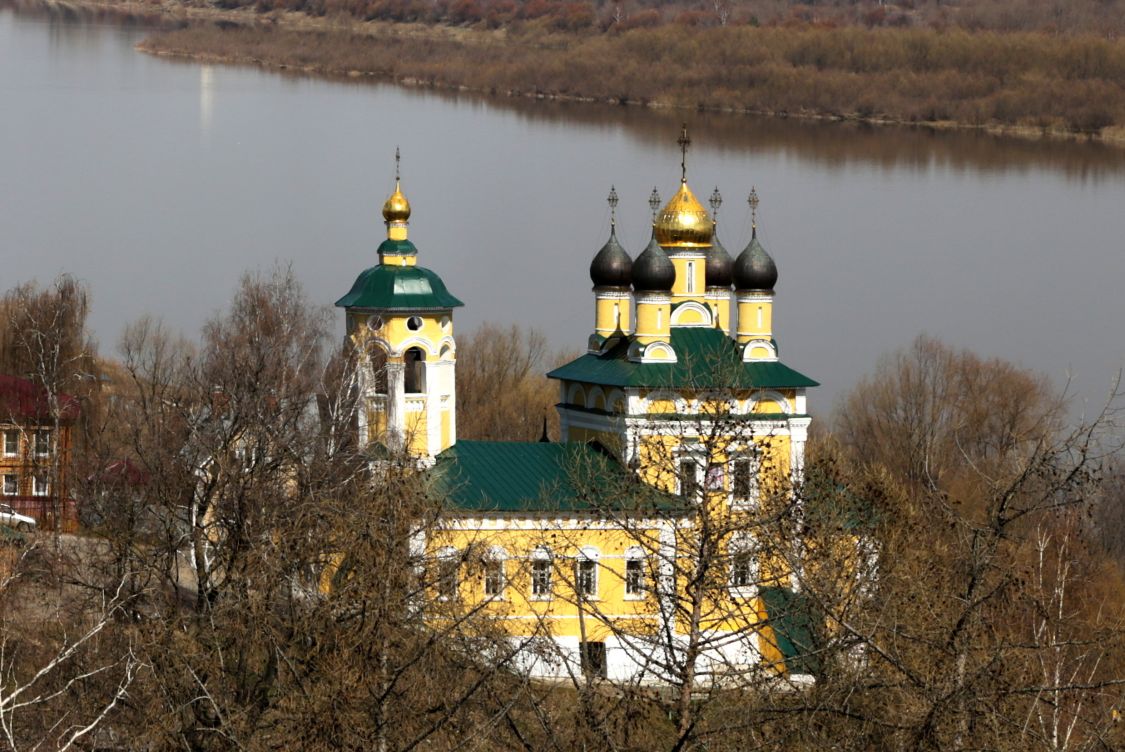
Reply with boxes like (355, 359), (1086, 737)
(632, 232), (676, 292)
(589, 227), (633, 287)
(705, 234), (734, 288)
(733, 232), (778, 291)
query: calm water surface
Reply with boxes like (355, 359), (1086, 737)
(3, 4), (1125, 418)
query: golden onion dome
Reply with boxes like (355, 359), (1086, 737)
(654, 181), (713, 247)
(382, 181), (411, 223)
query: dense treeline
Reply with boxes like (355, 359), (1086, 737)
(142, 21), (1125, 136)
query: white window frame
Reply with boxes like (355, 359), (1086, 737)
(677, 445), (706, 501)
(435, 547), (459, 602)
(31, 474), (50, 498)
(530, 547), (552, 600)
(730, 451), (761, 510)
(574, 546), (599, 600)
(483, 546), (507, 599)
(2, 474), (17, 496)
(728, 534), (759, 599)
(2, 430), (18, 457)
(624, 546), (646, 600)
(34, 430), (52, 458)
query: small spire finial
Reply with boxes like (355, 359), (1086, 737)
(648, 187), (661, 223)
(394, 146), (401, 182)
(539, 414), (550, 443)
(677, 123), (691, 183)
(607, 185), (619, 227)
(709, 186), (722, 225)
(748, 187), (760, 237)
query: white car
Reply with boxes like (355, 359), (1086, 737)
(0, 504), (36, 532)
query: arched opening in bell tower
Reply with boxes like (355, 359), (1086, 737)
(404, 347), (426, 394)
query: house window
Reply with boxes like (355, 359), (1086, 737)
(436, 549), (459, 601)
(3, 431), (17, 457)
(484, 556), (505, 597)
(580, 641), (607, 679)
(32, 474), (49, 497)
(730, 542), (758, 596)
(575, 559), (597, 598)
(679, 457), (701, 500)
(531, 552), (552, 598)
(2, 474), (16, 496)
(732, 456), (759, 506)
(34, 430), (51, 457)
(625, 556), (645, 596)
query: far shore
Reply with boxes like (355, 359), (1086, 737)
(18, 0), (1125, 148)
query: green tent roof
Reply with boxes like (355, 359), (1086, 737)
(431, 440), (679, 514)
(336, 264), (464, 311)
(760, 586), (821, 676)
(547, 327), (818, 390)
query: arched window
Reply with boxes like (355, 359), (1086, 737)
(484, 546), (507, 597)
(404, 347), (426, 394)
(531, 547), (552, 599)
(368, 342), (389, 395)
(436, 547), (459, 601)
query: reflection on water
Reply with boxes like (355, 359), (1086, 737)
(200, 65), (215, 135)
(3, 1), (1124, 419)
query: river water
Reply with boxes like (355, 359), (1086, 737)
(3, 3), (1125, 417)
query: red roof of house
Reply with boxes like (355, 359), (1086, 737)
(0, 374), (81, 422)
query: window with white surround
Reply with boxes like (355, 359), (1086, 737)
(686, 261), (695, 293)
(484, 548), (506, 597)
(678, 454), (703, 501)
(574, 547), (599, 598)
(436, 547), (459, 601)
(34, 430), (51, 457)
(32, 474), (49, 497)
(625, 548), (646, 597)
(2, 474), (16, 496)
(728, 534), (759, 597)
(3, 430), (17, 457)
(531, 548), (552, 599)
(731, 454), (760, 508)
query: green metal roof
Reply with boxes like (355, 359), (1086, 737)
(431, 440), (679, 514)
(760, 586), (821, 676)
(335, 263), (464, 311)
(376, 238), (418, 256)
(547, 327), (818, 390)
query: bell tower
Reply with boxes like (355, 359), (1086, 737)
(336, 151), (464, 463)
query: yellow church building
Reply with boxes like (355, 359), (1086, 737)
(336, 136), (820, 684)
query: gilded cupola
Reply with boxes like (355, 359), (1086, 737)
(654, 181), (713, 247)
(382, 182), (411, 224)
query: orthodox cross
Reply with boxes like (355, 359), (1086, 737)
(748, 187), (760, 233)
(709, 186), (722, 224)
(394, 146), (401, 181)
(677, 124), (691, 183)
(607, 185), (619, 227)
(649, 187), (661, 222)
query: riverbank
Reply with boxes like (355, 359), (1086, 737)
(16, 0), (1125, 146)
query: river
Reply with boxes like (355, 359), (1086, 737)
(3, 2), (1125, 417)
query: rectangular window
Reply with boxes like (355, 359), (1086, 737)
(625, 558), (645, 595)
(32, 474), (49, 497)
(2, 475), (16, 496)
(575, 558), (597, 597)
(34, 430), (51, 457)
(531, 559), (552, 598)
(3, 431), (17, 457)
(580, 641), (607, 679)
(731, 551), (755, 590)
(679, 458), (700, 500)
(732, 457), (758, 504)
(437, 557), (459, 601)
(484, 559), (505, 597)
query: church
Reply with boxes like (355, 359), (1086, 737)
(336, 132), (820, 684)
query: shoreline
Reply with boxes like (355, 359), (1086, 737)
(17, 0), (1125, 149)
